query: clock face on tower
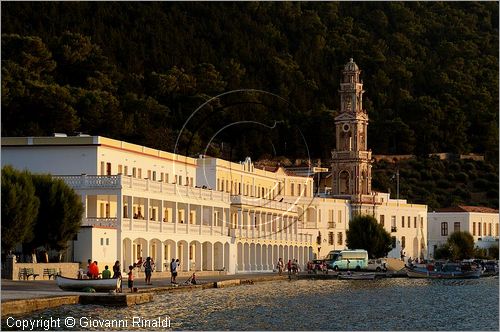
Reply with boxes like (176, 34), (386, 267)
(342, 124), (350, 132)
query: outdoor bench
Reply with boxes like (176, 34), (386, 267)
(18, 268), (39, 280)
(43, 268), (60, 279)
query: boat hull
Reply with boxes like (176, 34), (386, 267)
(406, 268), (481, 279)
(56, 276), (121, 292)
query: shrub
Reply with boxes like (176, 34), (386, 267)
(473, 179), (490, 190)
(455, 172), (469, 182)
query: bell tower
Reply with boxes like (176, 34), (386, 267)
(331, 59), (372, 197)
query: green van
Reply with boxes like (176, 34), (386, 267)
(326, 249), (368, 271)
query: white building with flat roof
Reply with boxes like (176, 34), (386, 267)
(428, 206), (499, 257)
(2, 136), (314, 274)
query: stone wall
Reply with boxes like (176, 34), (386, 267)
(8, 261), (80, 280)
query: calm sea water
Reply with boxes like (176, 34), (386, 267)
(4, 277), (499, 331)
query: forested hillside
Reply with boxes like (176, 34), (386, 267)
(2, 2), (498, 161)
(2, 2), (499, 208)
(372, 158), (499, 209)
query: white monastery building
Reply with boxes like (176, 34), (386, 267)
(2, 59), (434, 273)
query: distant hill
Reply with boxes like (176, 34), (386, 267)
(2, 3), (498, 164)
(372, 157), (499, 210)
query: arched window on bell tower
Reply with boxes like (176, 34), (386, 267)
(339, 171), (350, 195)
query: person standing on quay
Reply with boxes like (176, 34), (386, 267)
(112, 260), (122, 293)
(287, 259), (292, 276)
(143, 256), (154, 285)
(170, 258), (178, 283)
(127, 265), (134, 292)
(276, 258), (284, 276)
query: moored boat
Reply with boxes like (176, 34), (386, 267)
(406, 264), (481, 279)
(56, 275), (121, 292)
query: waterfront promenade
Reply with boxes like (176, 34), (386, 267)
(1, 272), (287, 317)
(1, 272), (283, 301)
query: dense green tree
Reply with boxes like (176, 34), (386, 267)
(1, 166), (40, 252)
(346, 215), (392, 258)
(29, 174), (84, 259)
(447, 231), (475, 261)
(433, 244), (451, 260)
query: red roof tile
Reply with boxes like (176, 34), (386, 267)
(435, 205), (499, 213)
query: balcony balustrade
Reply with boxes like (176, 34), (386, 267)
(229, 228), (312, 244)
(81, 217), (118, 228)
(55, 175), (231, 203)
(230, 195), (297, 213)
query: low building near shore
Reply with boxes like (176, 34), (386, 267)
(428, 206), (499, 257)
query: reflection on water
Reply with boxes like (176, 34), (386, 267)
(4, 277), (499, 331)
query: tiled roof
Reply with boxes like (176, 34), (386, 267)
(435, 205), (499, 214)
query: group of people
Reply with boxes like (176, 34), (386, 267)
(84, 256), (197, 293)
(84, 259), (123, 292)
(276, 258), (301, 276)
(169, 258), (196, 285)
(306, 260), (328, 274)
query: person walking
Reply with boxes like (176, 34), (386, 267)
(276, 258), (284, 276)
(287, 259), (292, 276)
(170, 258), (178, 284)
(143, 256), (154, 285)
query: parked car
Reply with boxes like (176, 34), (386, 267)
(307, 259), (327, 273)
(366, 258), (387, 272)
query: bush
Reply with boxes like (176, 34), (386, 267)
(486, 173), (499, 183)
(463, 162), (476, 172)
(437, 179), (452, 188)
(486, 189), (498, 199)
(453, 187), (471, 200)
(455, 172), (468, 182)
(434, 245), (451, 260)
(448, 162), (461, 172)
(473, 179), (490, 191)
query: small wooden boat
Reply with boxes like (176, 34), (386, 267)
(56, 275), (121, 292)
(406, 265), (481, 279)
(338, 273), (376, 280)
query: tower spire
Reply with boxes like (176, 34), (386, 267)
(331, 59), (372, 198)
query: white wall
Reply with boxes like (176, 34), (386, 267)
(2, 146), (98, 175)
(73, 227), (117, 270)
(98, 145), (197, 186)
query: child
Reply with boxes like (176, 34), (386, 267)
(190, 273), (197, 285)
(102, 265), (111, 279)
(184, 273), (197, 285)
(127, 265), (134, 292)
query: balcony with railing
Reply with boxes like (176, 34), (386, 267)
(81, 217), (118, 228)
(230, 228), (313, 244)
(230, 195), (297, 213)
(55, 175), (231, 202)
(90, 218), (228, 236)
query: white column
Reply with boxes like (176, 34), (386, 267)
(130, 195), (134, 231)
(237, 209), (243, 229)
(80, 193), (87, 220)
(116, 192), (122, 266)
(145, 198), (150, 231)
(173, 202), (177, 233)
